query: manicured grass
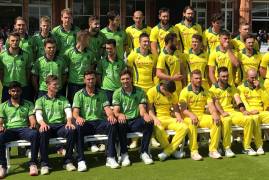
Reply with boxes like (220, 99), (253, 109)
(6, 141), (269, 180)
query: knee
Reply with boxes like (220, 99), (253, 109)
(29, 129), (39, 139)
(66, 128), (76, 135)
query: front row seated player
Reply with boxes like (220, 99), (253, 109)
(0, 81), (39, 178)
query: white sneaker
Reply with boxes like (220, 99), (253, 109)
(158, 152), (169, 161)
(129, 140), (138, 149)
(225, 148), (235, 158)
(244, 148), (257, 156)
(120, 153), (131, 167)
(26, 149), (31, 159)
(172, 151), (185, 159)
(106, 157), (120, 169)
(209, 151), (222, 159)
(151, 138), (160, 147)
(140, 152), (154, 165)
(63, 163), (76, 171)
(91, 145), (99, 153)
(256, 147), (265, 155)
(0, 165), (6, 179)
(40, 166), (49, 175)
(191, 152), (203, 161)
(99, 144), (106, 152)
(77, 161), (87, 172)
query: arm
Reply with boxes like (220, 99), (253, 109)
(156, 68), (182, 81)
(32, 75), (39, 95)
(213, 98), (229, 117)
(28, 115), (36, 129)
(35, 109), (50, 132)
(139, 104), (153, 123)
(0, 118), (4, 132)
(113, 105), (126, 124)
(151, 41), (158, 56)
(64, 108), (75, 129)
(209, 66), (217, 84)
(148, 102), (161, 126)
(180, 101), (198, 125)
(104, 106), (117, 125)
(227, 49), (239, 67)
(207, 101), (221, 125)
(172, 104), (183, 122)
(260, 67), (267, 78)
(234, 94), (250, 115)
(72, 107), (85, 126)
(180, 61), (187, 86)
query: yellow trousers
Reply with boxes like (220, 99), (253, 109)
(184, 114), (221, 154)
(221, 111), (254, 150)
(154, 116), (188, 156)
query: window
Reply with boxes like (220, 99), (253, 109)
(73, 0), (94, 29)
(221, 0), (234, 32)
(191, 0), (207, 29)
(125, 0), (145, 27)
(100, 0), (120, 28)
(252, 1), (269, 21)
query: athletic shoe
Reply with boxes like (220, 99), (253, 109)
(158, 152), (169, 161)
(151, 138), (160, 147)
(99, 144), (106, 152)
(129, 140), (138, 149)
(26, 149), (32, 159)
(29, 164), (38, 176)
(209, 151), (222, 159)
(140, 152), (154, 165)
(172, 151), (185, 159)
(225, 148), (235, 158)
(244, 148), (257, 156)
(106, 157), (120, 169)
(40, 166), (49, 175)
(90, 145), (99, 153)
(120, 153), (131, 167)
(63, 163), (76, 171)
(256, 147), (265, 155)
(191, 152), (203, 161)
(77, 161), (87, 172)
(0, 165), (6, 179)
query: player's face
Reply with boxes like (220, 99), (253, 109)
(84, 74), (96, 88)
(161, 88), (172, 97)
(44, 43), (56, 57)
(218, 71), (229, 85)
(133, 12), (144, 26)
(220, 35), (230, 45)
(191, 74), (202, 87)
(159, 12), (169, 25)
(212, 20), (222, 31)
(61, 13), (72, 27)
(120, 74), (132, 89)
(191, 38), (202, 50)
(8, 35), (20, 49)
(139, 36), (150, 50)
(247, 71), (257, 84)
(40, 21), (50, 34)
(183, 9), (194, 22)
(105, 43), (116, 56)
(240, 25), (249, 37)
(8, 87), (22, 100)
(245, 38), (254, 50)
(89, 20), (100, 32)
(14, 20), (26, 34)
(78, 35), (90, 47)
(47, 80), (59, 94)
(112, 15), (121, 28)
(169, 38), (178, 51)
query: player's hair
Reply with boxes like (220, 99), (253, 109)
(107, 10), (120, 21)
(139, 32), (149, 41)
(106, 39), (116, 47)
(120, 68), (133, 78)
(133, 10), (144, 16)
(190, 69), (202, 77)
(61, 8), (72, 17)
(76, 30), (89, 42)
(219, 30), (230, 37)
(159, 7), (170, 15)
(40, 16), (51, 24)
(160, 80), (176, 93)
(44, 37), (56, 46)
(84, 69), (97, 77)
(239, 21), (249, 28)
(192, 34), (203, 42)
(211, 13), (222, 23)
(217, 66), (229, 75)
(164, 33), (177, 45)
(88, 15), (99, 24)
(8, 32), (20, 39)
(8, 81), (22, 90)
(45, 75), (58, 85)
(244, 34), (255, 42)
(183, 5), (194, 13)
(14, 16), (26, 25)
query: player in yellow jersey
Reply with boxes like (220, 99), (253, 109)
(179, 70), (221, 160)
(203, 13), (222, 52)
(238, 69), (269, 155)
(125, 11), (151, 51)
(208, 30), (240, 86)
(239, 34), (262, 82)
(175, 6), (202, 53)
(260, 51), (269, 92)
(185, 34), (209, 89)
(150, 8), (180, 55)
(156, 33), (186, 95)
(147, 80), (188, 161)
(209, 67), (256, 157)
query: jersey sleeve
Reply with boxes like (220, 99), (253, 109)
(179, 88), (188, 104)
(208, 52), (216, 67)
(156, 54), (166, 70)
(63, 98), (71, 109)
(146, 88), (155, 104)
(27, 102), (35, 116)
(34, 98), (43, 111)
(126, 51), (136, 67)
(72, 92), (82, 108)
(0, 103), (4, 119)
(101, 91), (110, 108)
(237, 85), (251, 111)
(139, 90), (147, 104)
(261, 53), (269, 68)
(150, 27), (158, 43)
(112, 90), (121, 106)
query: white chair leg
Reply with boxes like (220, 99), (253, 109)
(6, 146), (10, 174)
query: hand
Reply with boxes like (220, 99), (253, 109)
(154, 118), (161, 126)
(76, 117), (85, 126)
(29, 122), (36, 129)
(221, 111), (230, 117)
(107, 114), (117, 125)
(190, 114), (198, 126)
(172, 73), (183, 81)
(118, 113), (126, 124)
(223, 42), (231, 50)
(212, 114), (221, 126)
(143, 113), (153, 123)
(243, 111), (251, 115)
(39, 122), (50, 132)
(253, 80), (260, 89)
(176, 117), (183, 123)
(65, 122), (76, 130)
(250, 110), (259, 115)
(0, 126), (5, 132)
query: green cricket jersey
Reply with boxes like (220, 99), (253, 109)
(88, 31), (107, 61)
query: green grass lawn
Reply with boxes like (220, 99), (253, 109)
(6, 141), (269, 180)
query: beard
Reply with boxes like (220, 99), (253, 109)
(185, 16), (194, 22)
(170, 45), (177, 52)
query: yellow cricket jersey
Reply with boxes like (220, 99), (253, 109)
(239, 49), (262, 81)
(261, 52), (269, 79)
(127, 48), (157, 91)
(125, 24), (152, 50)
(208, 46), (238, 86)
(179, 84), (212, 116)
(147, 84), (178, 117)
(150, 24), (179, 51)
(203, 27), (220, 53)
(175, 22), (203, 53)
(209, 83), (239, 112)
(157, 49), (185, 93)
(237, 81), (268, 111)
(232, 36), (260, 52)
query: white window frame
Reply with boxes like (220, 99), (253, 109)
(190, 0), (207, 29)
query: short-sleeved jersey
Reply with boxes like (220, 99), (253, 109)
(31, 55), (68, 91)
(65, 47), (96, 85)
(88, 31), (107, 61)
(72, 88), (110, 121)
(260, 52), (269, 79)
(232, 36), (260, 52)
(203, 27), (221, 52)
(239, 49), (262, 81)
(35, 95), (70, 124)
(237, 81), (268, 111)
(150, 24), (179, 51)
(127, 48), (157, 91)
(125, 24), (152, 50)
(179, 84), (212, 116)
(175, 22), (203, 53)
(101, 27), (127, 60)
(0, 49), (31, 87)
(112, 86), (147, 120)
(0, 99), (34, 129)
(209, 83), (238, 112)
(147, 85), (178, 117)
(96, 57), (125, 91)
(208, 46), (238, 85)
(52, 25), (80, 55)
